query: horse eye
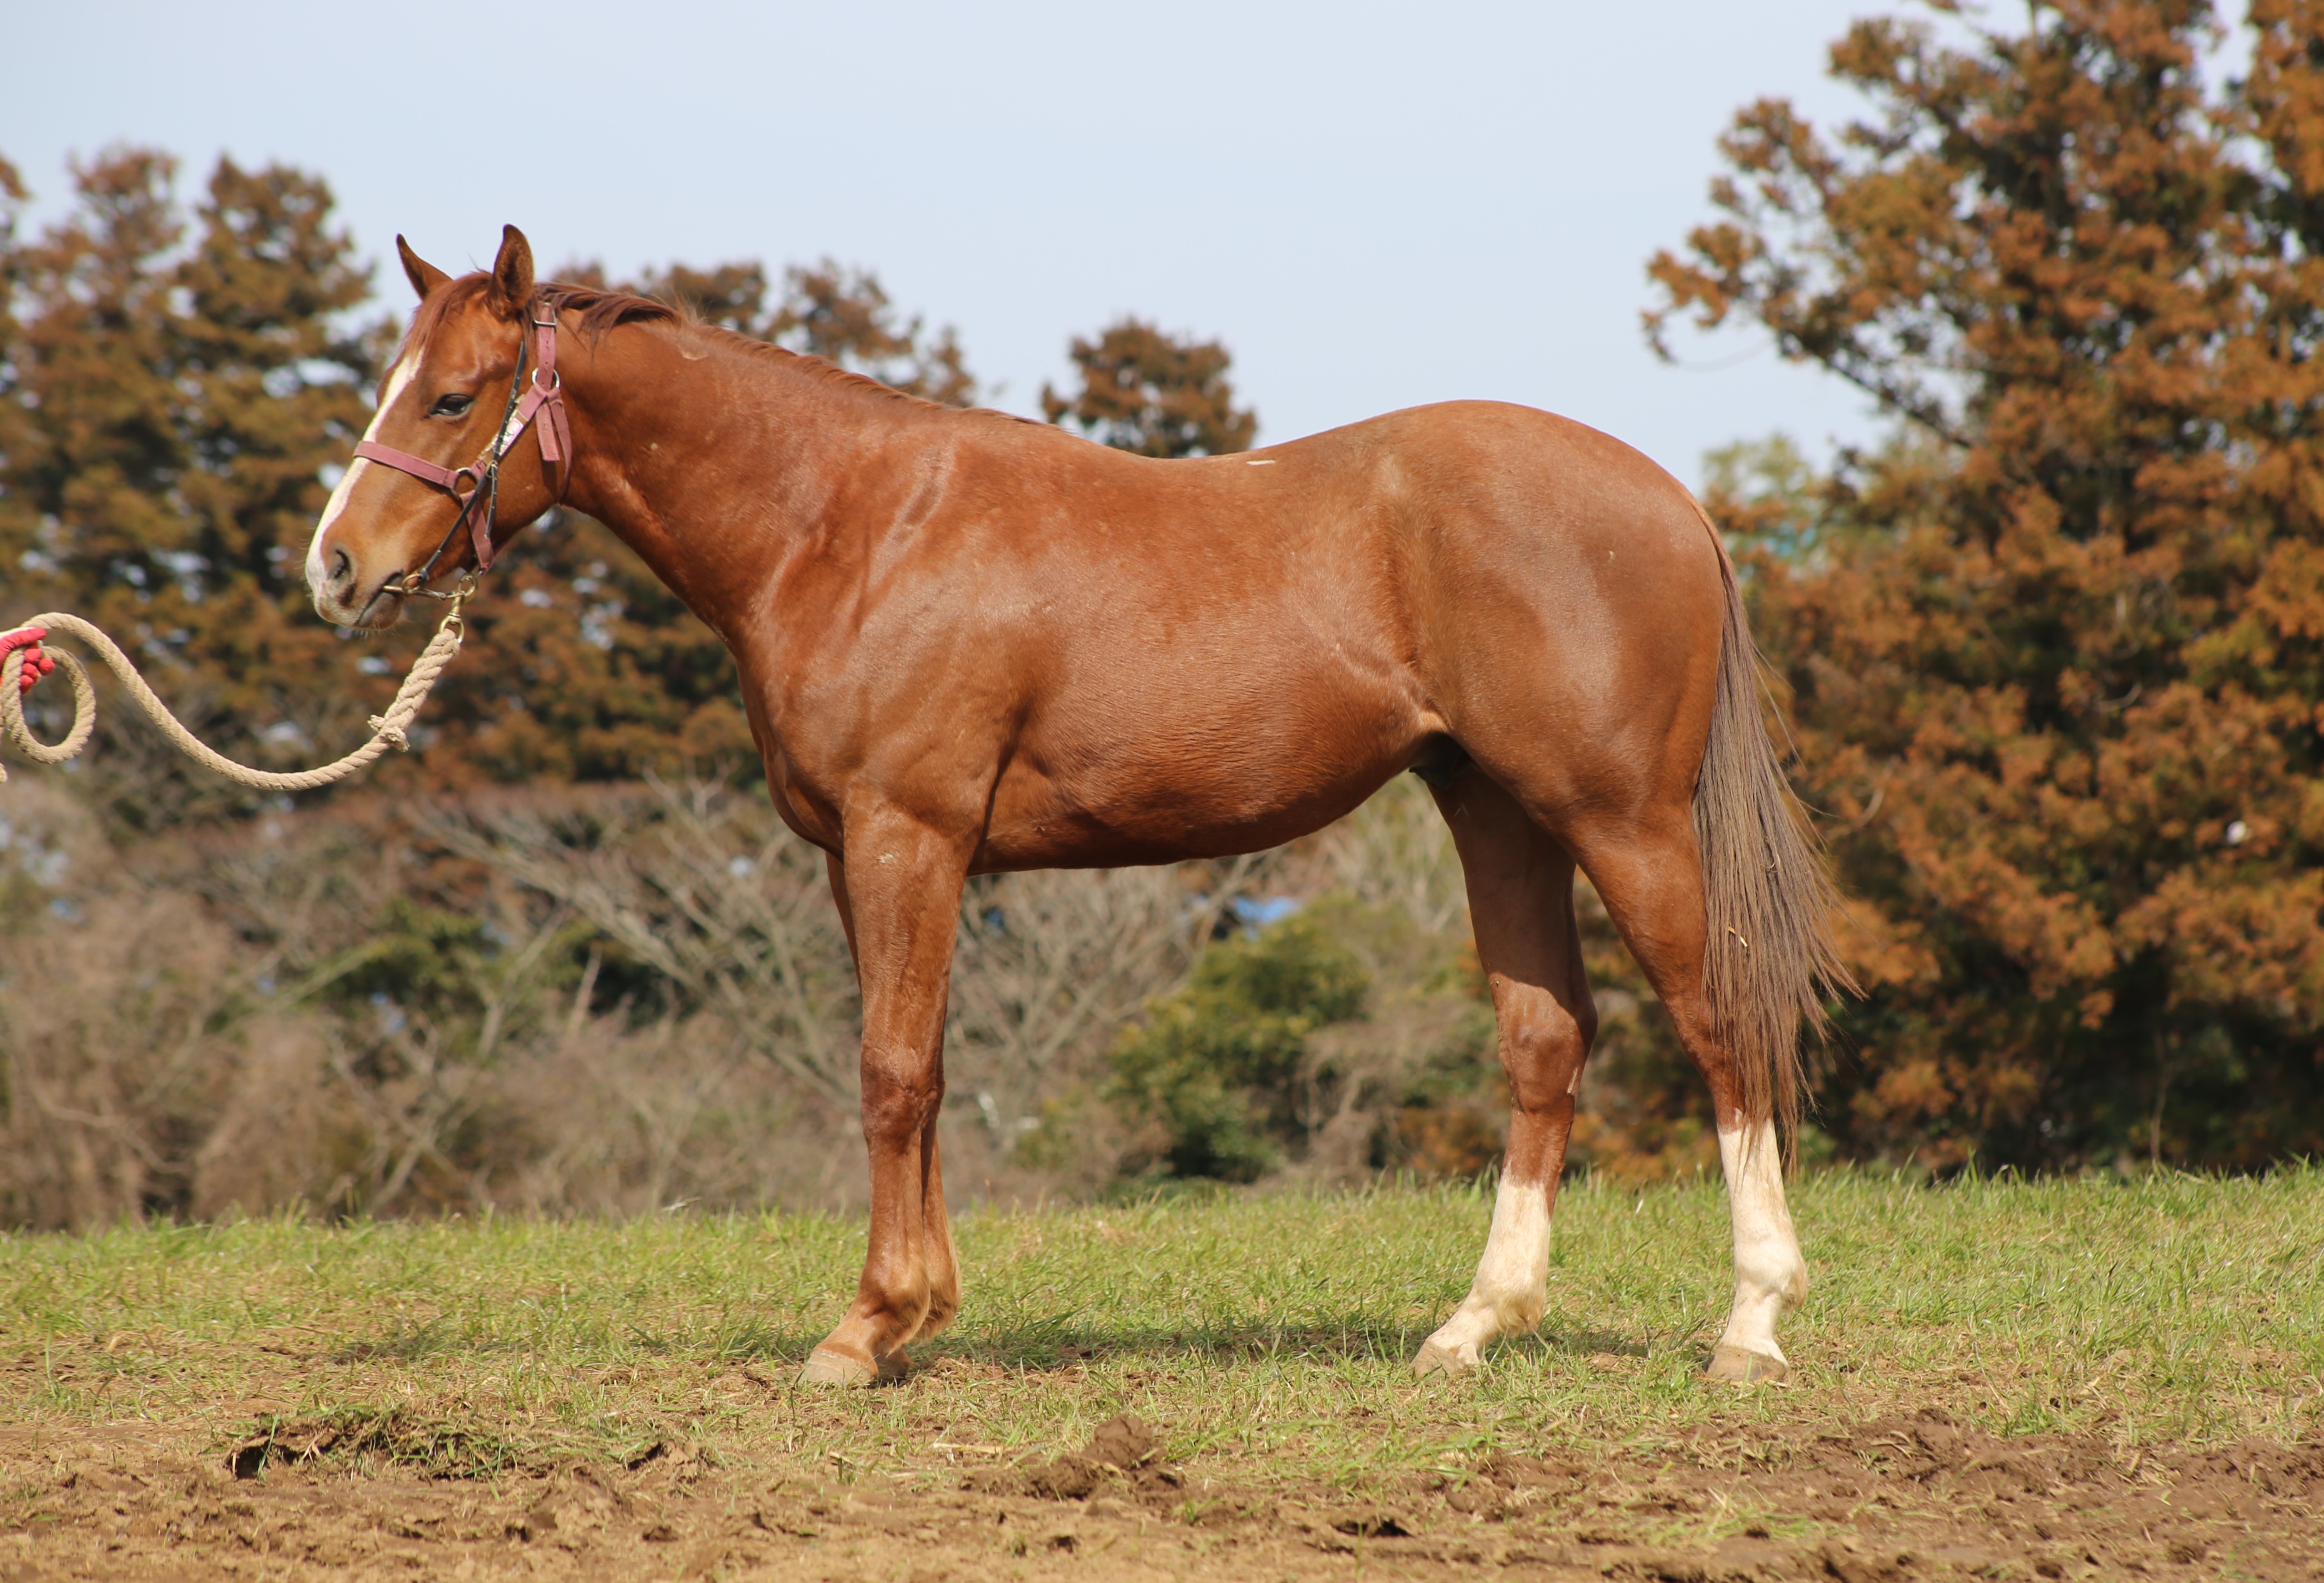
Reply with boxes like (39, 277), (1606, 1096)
(429, 394), (475, 418)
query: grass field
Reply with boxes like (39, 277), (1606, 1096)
(4, 1168), (2321, 1579)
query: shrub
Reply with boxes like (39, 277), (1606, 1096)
(1107, 915), (1367, 1181)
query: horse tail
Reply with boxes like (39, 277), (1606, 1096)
(1688, 530), (1858, 1158)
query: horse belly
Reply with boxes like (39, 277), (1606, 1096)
(976, 658), (1424, 871)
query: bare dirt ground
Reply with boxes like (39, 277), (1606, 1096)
(5, 1398), (2319, 1581)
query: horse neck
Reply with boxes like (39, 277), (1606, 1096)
(557, 324), (927, 636)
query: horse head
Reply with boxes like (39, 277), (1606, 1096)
(306, 225), (566, 629)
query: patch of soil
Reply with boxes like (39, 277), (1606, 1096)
(966, 1411), (1185, 1501)
(3, 1408), (2320, 1580)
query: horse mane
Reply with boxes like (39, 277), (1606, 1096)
(397, 273), (1035, 425)
(535, 281), (681, 340)
(392, 276), (486, 365)
(671, 317), (1044, 426)
(391, 276), (677, 367)
(673, 321), (961, 413)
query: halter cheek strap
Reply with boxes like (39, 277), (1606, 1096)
(351, 305), (571, 585)
(511, 310), (571, 477)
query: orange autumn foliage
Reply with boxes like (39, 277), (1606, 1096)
(1650, 0), (2324, 1169)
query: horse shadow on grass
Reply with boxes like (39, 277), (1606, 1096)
(324, 1311), (1699, 1377)
(707, 1313), (1698, 1379)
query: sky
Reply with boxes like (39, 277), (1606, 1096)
(3, 0), (1908, 486)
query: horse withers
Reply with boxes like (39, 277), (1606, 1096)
(307, 225), (1853, 1387)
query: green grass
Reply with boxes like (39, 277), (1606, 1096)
(3, 1168), (2319, 1487)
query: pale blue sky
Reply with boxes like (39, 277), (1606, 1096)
(5, 1), (1905, 483)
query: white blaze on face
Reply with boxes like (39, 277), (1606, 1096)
(306, 349), (422, 596)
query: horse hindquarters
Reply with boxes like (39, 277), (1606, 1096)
(1417, 528), (1850, 1382)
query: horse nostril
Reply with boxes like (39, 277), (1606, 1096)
(329, 546), (354, 595)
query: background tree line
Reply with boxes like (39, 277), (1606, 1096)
(3, 0), (2320, 1230)
(1653, 0), (2324, 1169)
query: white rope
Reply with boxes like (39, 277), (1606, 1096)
(0, 601), (467, 791)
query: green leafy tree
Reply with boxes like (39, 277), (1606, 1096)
(1647, 0), (2324, 1170)
(1107, 914), (1366, 1180)
(1042, 318), (1257, 457)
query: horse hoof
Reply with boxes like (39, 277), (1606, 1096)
(1704, 1344), (1788, 1385)
(876, 1348), (911, 1384)
(1412, 1338), (1479, 1379)
(798, 1346), (876, 1388)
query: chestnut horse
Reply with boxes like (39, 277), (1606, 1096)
(309, 228), (1852, 1386)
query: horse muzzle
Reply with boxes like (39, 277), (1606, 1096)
(310, 545), (409, 631)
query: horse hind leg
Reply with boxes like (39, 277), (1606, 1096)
(1563, 815), (1810, 1384)
(1709, 1106), (1804, 1383)
(1412, 768), (1597, 1378)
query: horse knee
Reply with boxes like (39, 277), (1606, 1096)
(859, 1061), (941, 1147)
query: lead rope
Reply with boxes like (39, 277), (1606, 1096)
(0, 588), (470, 790)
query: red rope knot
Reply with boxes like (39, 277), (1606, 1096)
(0, 626), (52, 694)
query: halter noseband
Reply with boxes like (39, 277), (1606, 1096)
(350, 301), (573, 597)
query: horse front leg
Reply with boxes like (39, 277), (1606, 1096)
(800, 816), (970, 1386)
(822, 848), (964, 1357)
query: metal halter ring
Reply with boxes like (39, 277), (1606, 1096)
(396, 568), (479, 602)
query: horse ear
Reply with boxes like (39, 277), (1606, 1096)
(396, 235), (450, 301)
(491, 225), (535, 312)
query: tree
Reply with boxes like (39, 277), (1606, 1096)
(1107, 913), (1367, 1180)
(1042, 318), (1257, 457)
(1647, 0), (2324, 1169)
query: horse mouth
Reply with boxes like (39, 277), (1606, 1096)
(348, 583), (409, 631)
(314, 578), (406, 632)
